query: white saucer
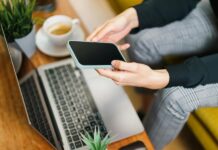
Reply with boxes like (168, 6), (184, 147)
(36, 26), (85, 57)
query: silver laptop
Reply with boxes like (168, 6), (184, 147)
(0, 26), (144, 150)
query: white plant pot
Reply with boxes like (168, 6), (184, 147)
(15, 26), (36, 58)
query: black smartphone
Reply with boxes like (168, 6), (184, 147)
(67, 41), (126, 69)
(119, 141), (147, 150)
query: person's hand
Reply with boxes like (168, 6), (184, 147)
(97, 60), (170, 89)
(87, 8), (139, 49)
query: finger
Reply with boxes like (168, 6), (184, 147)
(118, 43), (130, 51)
(96, 69), (101, 75)
(106, 23), (133, 42)
(97, 69), (126, 82)
(91, 25), (113, 42)
(114, 81), (138, 87)
(96, 69), (110, 74)
(111, 60), (138, 72)
(114, 81), (126, 86)
(87, 23), (106, 41)
(100, 36), (115, 43)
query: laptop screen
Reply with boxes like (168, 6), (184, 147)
(0, 26), (34, 95)
(0, 26), (36, 79)
(0, 26), (56, 147)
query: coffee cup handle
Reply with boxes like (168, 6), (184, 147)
(72, 19), (80, 25)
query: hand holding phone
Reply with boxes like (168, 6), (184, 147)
(67, 41), (126, 69)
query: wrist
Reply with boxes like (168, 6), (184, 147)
(125, 8), (139, 28)
(156, 69), (170, 88)
(150, 69), (170, 89)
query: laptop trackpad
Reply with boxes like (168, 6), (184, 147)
(81, 69), (144, 142)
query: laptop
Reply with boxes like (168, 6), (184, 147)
(0, 26), (144, 150)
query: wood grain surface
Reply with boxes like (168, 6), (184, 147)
(0, 0), (154, 149)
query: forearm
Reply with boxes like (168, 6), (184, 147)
(132, 0), (200, 31)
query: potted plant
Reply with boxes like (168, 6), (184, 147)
(81, 128), (111, 150)
(0, 0), (36, 58)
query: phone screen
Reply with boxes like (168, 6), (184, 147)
(68, 41), (125, 66)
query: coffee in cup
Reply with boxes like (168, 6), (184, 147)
(48, 23), (72, 35)
(43, 15), (80, 46)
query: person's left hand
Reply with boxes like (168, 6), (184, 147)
(97, 60), (170, 89)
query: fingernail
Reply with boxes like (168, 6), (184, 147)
(111, 60), (116, 66)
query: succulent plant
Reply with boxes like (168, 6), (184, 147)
(81, 128), (111, 150)
(0, 0), (36, 42)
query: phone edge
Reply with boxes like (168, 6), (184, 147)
(67, 41), (126, 69)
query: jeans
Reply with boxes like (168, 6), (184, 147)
(126, 0), (218, 149)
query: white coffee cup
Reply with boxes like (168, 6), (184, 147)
(43, 15), (80, 47)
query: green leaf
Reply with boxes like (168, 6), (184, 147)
(0, 0), (35, 41)
(81, 127), (111, 150)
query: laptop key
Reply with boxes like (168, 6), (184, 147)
(70, 129), (77, 135)
(88, 115), (94, 121)
(78, 109), (84, 114)
(66, 117), (73, 123)
(65, 130), (70, 136)
(64, 111), (70, 117)
(63, 123), (67, 129)
(72, 135), (80, 141)
(79, 129), (85, 135)
(77, 125), (82, 130)
(70, 143), (75, 149)
(83, 121), (89, 126)
(60, 101), (66, 105)
(62, 106), (68, 111)
(68, 136), (73, 143)
(68, 122), (74, 127)
(85, 126), (91, 132)
(90, 121), (97, 127)
(75, 141), (82, 148)
(61, 117), (65, 123)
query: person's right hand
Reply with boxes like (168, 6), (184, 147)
(87, 8), (139, 49)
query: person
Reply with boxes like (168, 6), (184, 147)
(87, 0), (218, 149)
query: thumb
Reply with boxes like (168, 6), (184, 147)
(112, 60), (138, 72)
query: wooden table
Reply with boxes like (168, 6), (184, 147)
(0, 0), (154, 149)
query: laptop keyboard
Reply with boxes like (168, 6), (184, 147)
(20, 75), (55, 146)
(45, 64), (107, 150)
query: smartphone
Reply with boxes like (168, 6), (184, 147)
(67, 41), (126, 69)
(119, 141), (147, 150)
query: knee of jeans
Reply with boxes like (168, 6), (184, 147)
(158, 87), (195, 120)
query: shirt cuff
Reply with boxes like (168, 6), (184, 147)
(166, 57), (207, 88)
(131, 1), (155, 33)
(166, 63), (189, 87)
